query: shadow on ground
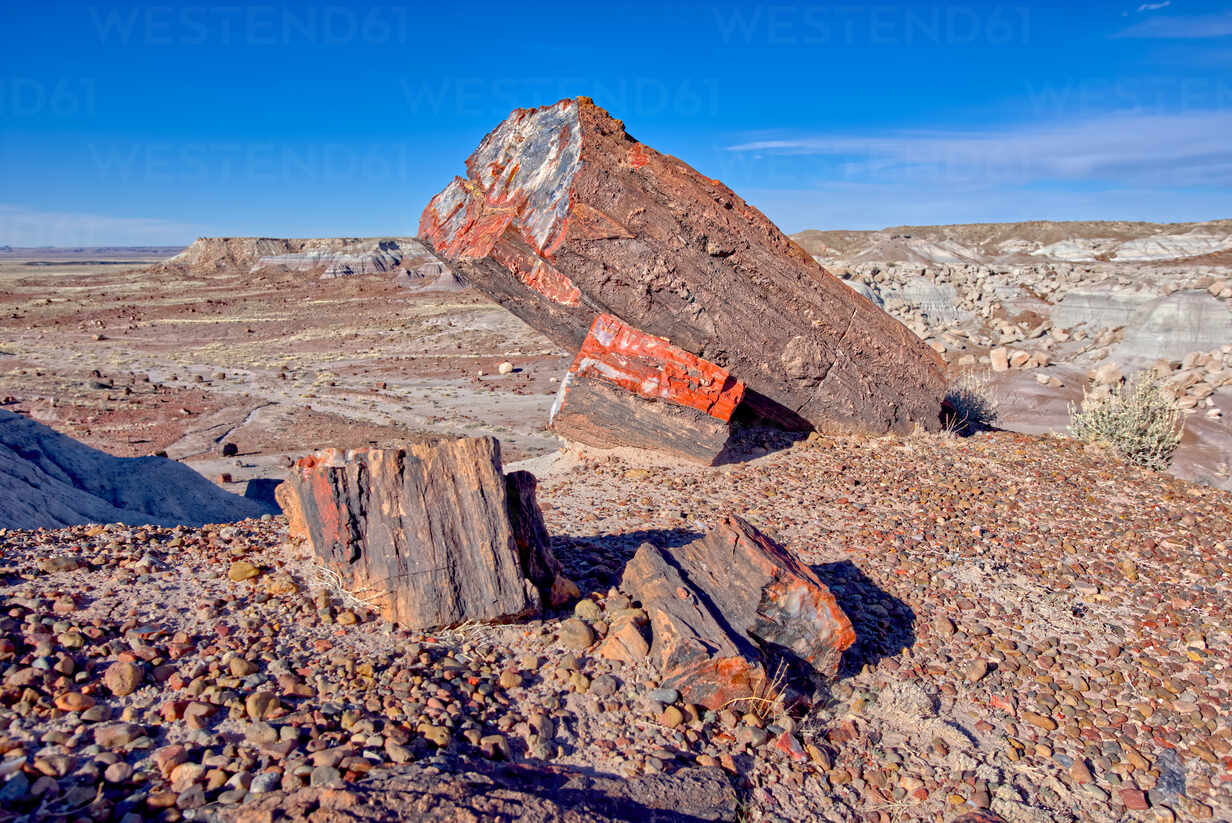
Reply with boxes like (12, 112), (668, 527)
(223, 757), (739, 822)
(812, 560), (917, 678)
(551, 528), (704, 592)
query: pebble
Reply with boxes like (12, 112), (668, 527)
(648, 687), (679, 704)
(557, 618), (595, 650)
(104, 661), (143, 696)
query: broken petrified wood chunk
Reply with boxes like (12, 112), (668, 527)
(419, 96), (946, 434)
(276, 437), (562, 630)
(549, 314), (746, 464)
(620, 515), (855, 709)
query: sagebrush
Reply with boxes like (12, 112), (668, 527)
(1068, 372), (1183, 470)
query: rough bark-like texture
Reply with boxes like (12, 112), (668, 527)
(551, 376), (734, 465)
(277, 437), (560, 629)
(419, 97), (946, 434)
(549, 314), (744, 463)
(621, 516), (855, 709)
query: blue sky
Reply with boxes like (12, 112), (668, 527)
(1, 0), (1230, 245)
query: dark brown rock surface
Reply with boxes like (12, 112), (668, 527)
(276, 437), (560, 629)
(419, 97), (946, 433)
(621, 515), (855, 708)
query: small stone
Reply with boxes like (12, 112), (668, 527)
(590, 674), (619, 699)
(177, 784), (206, 810)
(104, 661), (143, 696)
(54, 691), (95, 712)
(95, 723), (143, 748)
(596, 619), (649, 663)
(1022, 711), (1056, 731)
(244, 722), (278, 745)
(573, 598), (602, 622)
(498, 361), (515, 375)
(648, 687), (679, 704)
(422, 726), (451, 748)
(310, 766), (344, 788)
(245, 692), (278, 721)
(249, 770), (282, 794)
(933, 616), (956, 637)
(660, 706), (684, 728)
(499, 670), (523, 689)
(1069, 759), (1094, 784)
(1120, 788), (1149, 810)
(558, 618), (595, 650)
(104, 762), (133, 783)
(230, 658), (259, 676)
(480, 734), (511, 760)
(965, 659), (988, 683)
(170, 762), (205, 792)
(228, 561), (260, 582)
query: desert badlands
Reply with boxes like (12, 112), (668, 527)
(1, 98), (1230, 823)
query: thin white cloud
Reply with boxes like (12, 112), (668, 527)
(1138, 1), (1172, 12)
(741, 182), (1232, 232)
(724, 110), (1232, 189)
(1115, 11), (1232, 37)
(0, 205), (201, 247)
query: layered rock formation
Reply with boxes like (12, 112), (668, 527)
(0, 410), (276, 529)
(419, 97), (946, 435)
(275, 437), (565, 630)
(620, 516), (855, 709)
(159, 237), (462, 289)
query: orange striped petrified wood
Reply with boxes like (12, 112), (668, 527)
(548, 313), (747, 465)
(419, 97), (946, 436)
(619, 515), (855, 710)
(275, 436), (569, 630)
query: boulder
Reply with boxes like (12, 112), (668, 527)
(549, 314), (746, 463)
(276, 437), (563, 629)
(620, 516), (854, 709)
(0, 409), (276, 530)
(419, 97), (946, 434)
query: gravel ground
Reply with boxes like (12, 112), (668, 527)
(1, 428), (1229, 822)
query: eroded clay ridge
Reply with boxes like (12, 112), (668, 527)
(419, 97), (946, 433)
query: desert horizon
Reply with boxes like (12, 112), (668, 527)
(3, 4), (1230, 823)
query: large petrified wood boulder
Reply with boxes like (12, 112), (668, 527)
(549, 313), (746, 464)
(621, 516), (855, 709)
(419, 97), (946, 434)
(276, 437), (563, 629)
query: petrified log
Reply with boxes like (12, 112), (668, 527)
(549, 313), (745, 464)
(621, 516), (855, 709)
(419, 97), (946, 434)
(276, 437), (562, 629)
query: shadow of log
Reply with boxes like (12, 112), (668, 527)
(811, 560), (917, 678)
(550, 528), (704, 593)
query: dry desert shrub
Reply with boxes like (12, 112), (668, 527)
(942, 369), (1000, 434)
(1068, 371), (1183, 470)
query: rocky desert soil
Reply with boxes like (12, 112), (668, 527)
(1, 239), (1231, 822)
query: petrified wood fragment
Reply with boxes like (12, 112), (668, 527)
(621, 516), (855, 709)
(419, 97), (946, 434)
(549, 313), (745, 464)
(277, 437), (561, 629)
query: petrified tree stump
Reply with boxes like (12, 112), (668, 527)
(549, 314), (746, 464)
(276, 437), (563, 630)
(621, 516), (855, 709)
(419, 97), (946, 435)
